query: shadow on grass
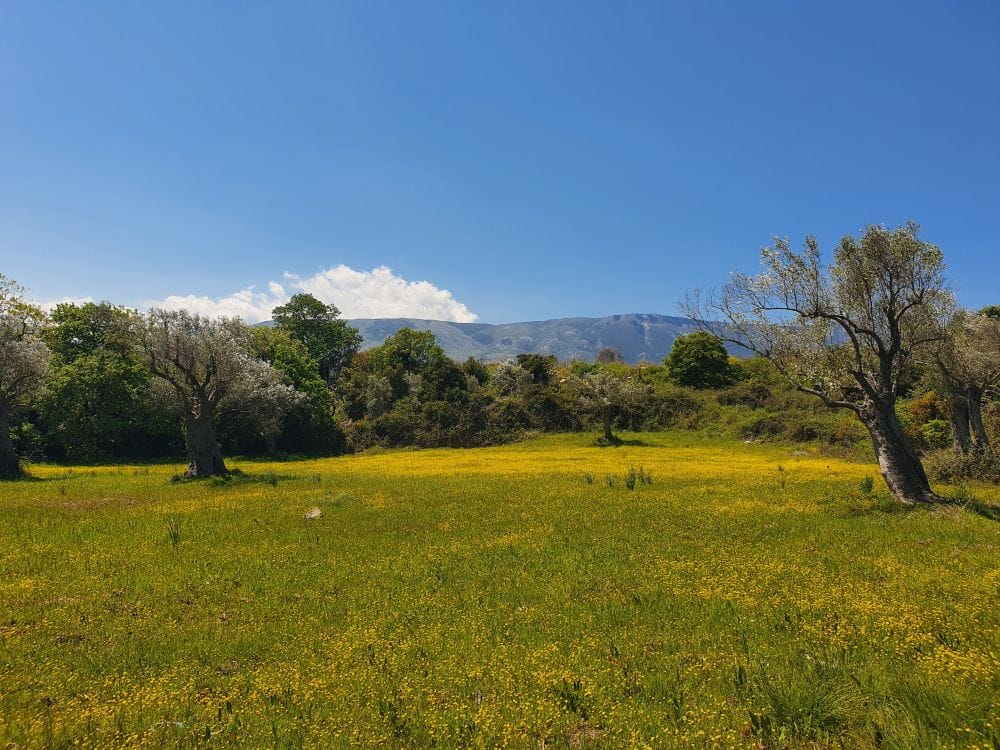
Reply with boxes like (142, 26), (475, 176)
(166, 468), (300, 486)
(949, 498), (1000, 522)
(592, 436), (651, 448)
(2, 472), (45, 483)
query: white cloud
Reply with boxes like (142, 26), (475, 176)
(287, 265), (477, 322)
(145, 266), (477, 323)
(37, 296), (95, 312)
(152, 282), (288, 322)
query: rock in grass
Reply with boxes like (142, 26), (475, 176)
(303, 507), (323, 520)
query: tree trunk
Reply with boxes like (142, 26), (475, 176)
(967, 386), (992, 453)
(184, 414), (228, 477)
(264, 430), (278, 457)
(602, 411), (615, 442)
(948, 392), (972, 453)
(0, 410), (23, 480)
(861, 400), (939, 504)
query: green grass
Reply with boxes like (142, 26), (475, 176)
(1, 432), (998, 748)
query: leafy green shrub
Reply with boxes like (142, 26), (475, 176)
(920, 419), (951, 449)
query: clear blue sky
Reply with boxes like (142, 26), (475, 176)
(2, 1), (998, 323)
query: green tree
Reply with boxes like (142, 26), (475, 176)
(664, 332), (733, 388)
(271, 294), (362, 385)
(44, 301), (136, 362)
(515, 354), (558, 385)
(0, 275), (50, 478)
(247, 327), (344, 455)
(39, 351), (151, 461)
(39, 302), (155, 461)
(367, 328), (465, 402)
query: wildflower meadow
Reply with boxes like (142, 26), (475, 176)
(1, 433), (998, 748)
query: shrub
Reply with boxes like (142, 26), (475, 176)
(725, 409), (784, 440)
(920, 419), (951, 449)
(718, 380), (772, 409)
(923, 448), (1000, 484)
(908, 391), (945, 425)
(646, 386), (705, 429)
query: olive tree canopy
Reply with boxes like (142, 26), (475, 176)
(140, 309), (300, 477)
(0, 275), (51, 479)
(684, 222), (951, 504)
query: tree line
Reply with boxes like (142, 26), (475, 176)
(1, 223), (997, 504)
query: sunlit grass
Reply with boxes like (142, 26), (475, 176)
(1, 432), (997, 748)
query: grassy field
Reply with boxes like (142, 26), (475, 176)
(1, 433), (998, 749)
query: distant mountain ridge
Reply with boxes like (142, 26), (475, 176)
(338, 313), (712, 364)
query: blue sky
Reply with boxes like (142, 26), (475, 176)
(2, 1), (998, 323)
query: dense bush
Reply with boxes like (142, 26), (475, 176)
(923, 448), (1000, 483)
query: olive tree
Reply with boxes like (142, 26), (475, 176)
(933, 309), (1000, 454)
(140, 309), (299, 477)
(684, 222), (951, 505)
(0, 275), (51, 479)
(571, 370), (648, 443)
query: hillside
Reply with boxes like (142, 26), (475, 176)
(342, 313), (707, 363)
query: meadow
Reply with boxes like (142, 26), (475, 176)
(1, 433), (998, 749)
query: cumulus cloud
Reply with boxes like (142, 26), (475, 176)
(37, 296), (95, 312)
(146, 266), (477, 323)
(288, 265), (477, 322)
(153, 282), (288, 322)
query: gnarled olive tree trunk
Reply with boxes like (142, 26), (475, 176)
(967, 385), (992, 453)
(601, 410), (615, 443)
(0, 409), (23, 480)
(948, 392), (972, 453)
(860, 400), (937, 504)
(947, 385), (992, 455)
(184, 414), (227, 478)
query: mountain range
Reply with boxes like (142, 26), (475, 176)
(340, 313), (712, 364)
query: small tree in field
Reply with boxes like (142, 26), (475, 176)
(572, 371), (647, 444)
(140, 310), (299, 477)
(0, 275), (50, 479)
(685, 222), (951, 505)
